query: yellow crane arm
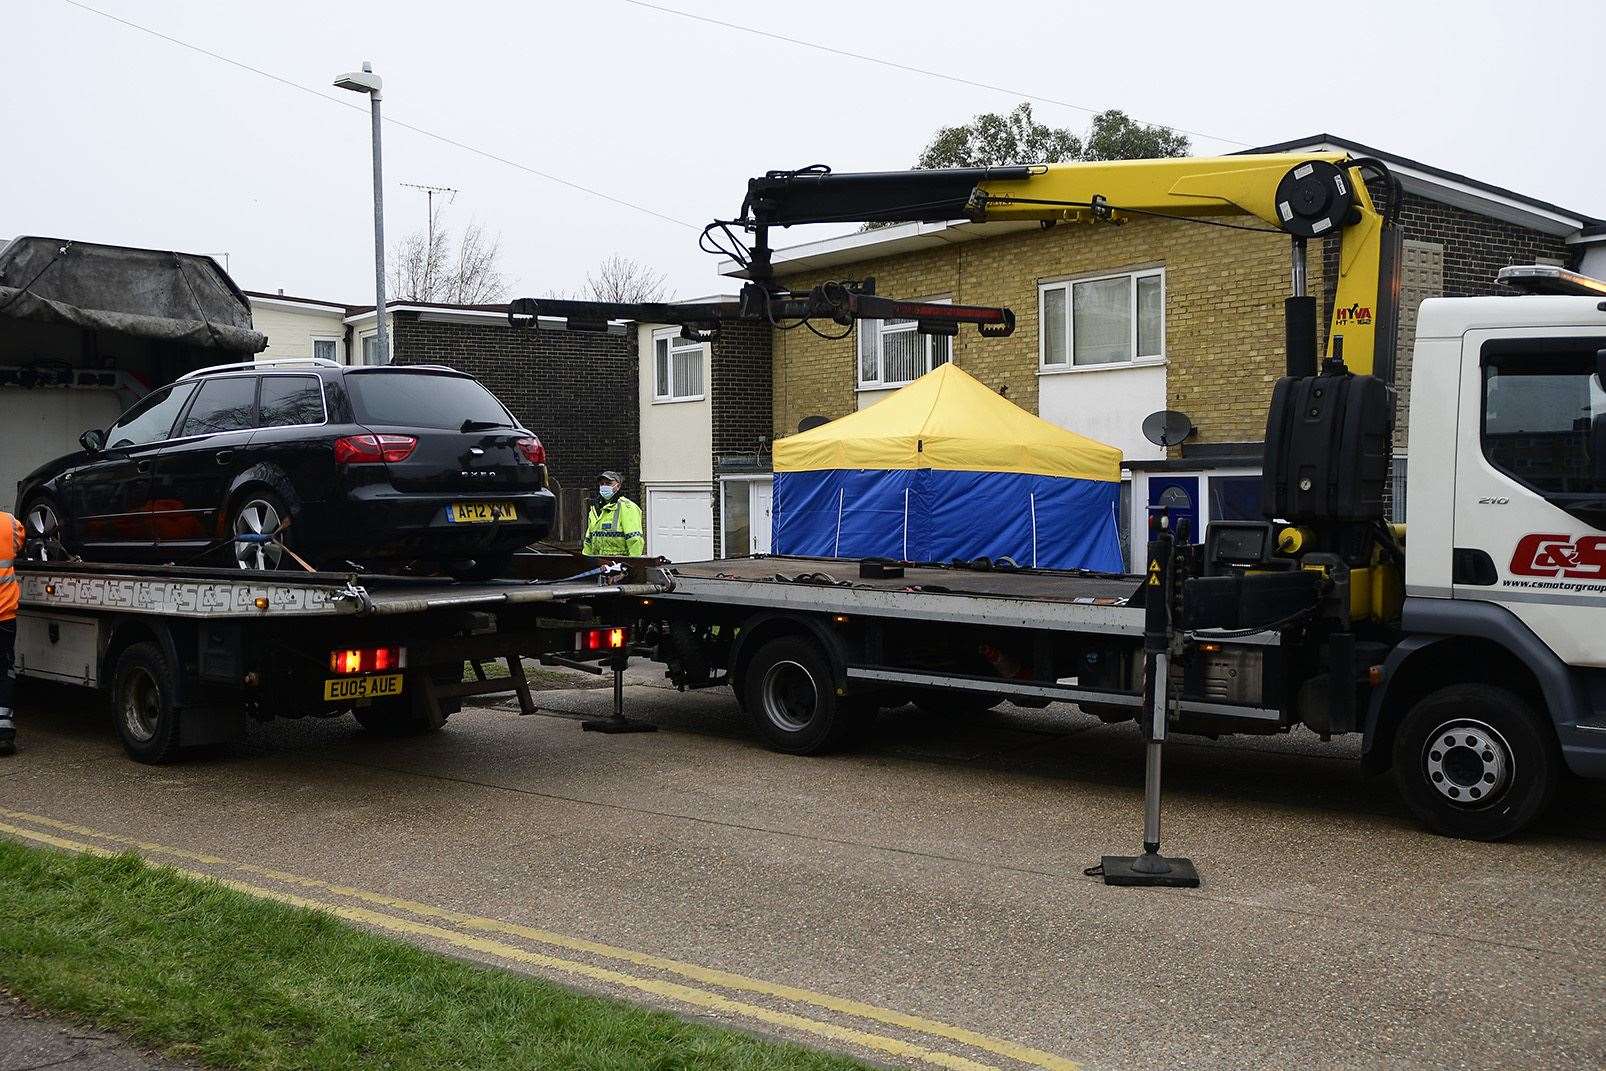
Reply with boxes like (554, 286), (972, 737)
(967, 152), (1389, 374)
(743, 152), (1398, 379)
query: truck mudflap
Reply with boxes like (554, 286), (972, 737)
(1365, 597), (1604, 778)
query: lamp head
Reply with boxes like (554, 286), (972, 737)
(333, 61), (382, 93)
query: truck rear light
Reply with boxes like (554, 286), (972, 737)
(515, 435), (546, 465)
(334, 434), (417, 464)
(329, 645), (405, 673)
(576, 627), (629, 653)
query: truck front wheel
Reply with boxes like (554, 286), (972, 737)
(1392, 684), (1559, 841)
(743, 636), (868, 755)
(112, 642), (183, 763)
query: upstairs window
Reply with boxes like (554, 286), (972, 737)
(653, 329), (706, 402)
(1040, 268), (1164, 369)
(858, 297), (951, 389)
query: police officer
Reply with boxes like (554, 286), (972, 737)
(0, 509), (22, 755)
(582, 470), (645, 557)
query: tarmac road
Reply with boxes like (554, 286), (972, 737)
(2, 669), (1603, 1071)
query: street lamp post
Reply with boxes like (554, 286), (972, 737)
(334, 61), (387, 365)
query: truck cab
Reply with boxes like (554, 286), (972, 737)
(1372, 289), (1606, 835)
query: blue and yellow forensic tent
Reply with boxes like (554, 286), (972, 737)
(772, 363), (1124, 570)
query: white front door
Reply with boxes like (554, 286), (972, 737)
(751, 479), (773, 554)
(1452, 329), (1606, 668)
(646, 487), (714, 562)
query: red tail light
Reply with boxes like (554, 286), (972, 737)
(334, 434), (417, 464)
(515, 435), (546, 465)
(329, 646), (404, 673)
(576, 627), (629, 653)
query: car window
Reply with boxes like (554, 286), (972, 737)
(106, 382), (198, 449)
(344, 371), (514, 430)
(180, 376), (258, 437)
(258, 375), (325, 428)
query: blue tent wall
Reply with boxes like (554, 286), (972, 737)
(773, 468), (1123, 571)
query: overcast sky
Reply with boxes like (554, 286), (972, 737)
(6, 0), (1602, 305)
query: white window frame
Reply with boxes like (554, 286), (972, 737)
(1038, 267), (1165, 373)
(311, 335), (343, 365)
(360, 331), (381, 366)
(651, 327), (707, 403)
(857, 295), (952, 390)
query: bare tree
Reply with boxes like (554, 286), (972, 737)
(579, 255), (670, 304)
(390, 213), (510, 304)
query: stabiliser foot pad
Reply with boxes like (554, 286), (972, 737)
(581, 719), (658, 734)
(1096, 855), (1201, 887)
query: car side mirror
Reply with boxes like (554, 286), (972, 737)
(79, 428), (105, 452)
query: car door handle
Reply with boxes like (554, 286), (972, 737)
(215, 450), (235, 466)
(135, 460), (152, 474)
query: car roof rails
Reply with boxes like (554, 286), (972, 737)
(178, 356), (342, 380)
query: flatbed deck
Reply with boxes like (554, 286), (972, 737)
(659, 555), (1144, 634)
(18, 560), (666, 619)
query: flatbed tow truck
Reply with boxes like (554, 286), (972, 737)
(14, 556), (665, 761)
(13, 150), (1606, 852)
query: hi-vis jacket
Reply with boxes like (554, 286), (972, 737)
(583, 497), (645, 557)
(0, 512), (22, 621)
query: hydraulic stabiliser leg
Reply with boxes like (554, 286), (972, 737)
(1096, 520), (1201, 888)
(581, 652), (657, 735)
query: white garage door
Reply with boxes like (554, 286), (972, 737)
(646, 487), (714, 562)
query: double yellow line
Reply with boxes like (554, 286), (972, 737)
(0, 808), (1079, 1071)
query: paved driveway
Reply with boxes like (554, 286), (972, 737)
(2, 673), (1602, 1071)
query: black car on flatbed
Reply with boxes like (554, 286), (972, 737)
(16, 358), (553, 577)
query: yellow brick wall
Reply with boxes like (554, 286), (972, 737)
(773, 218), (1320, 449)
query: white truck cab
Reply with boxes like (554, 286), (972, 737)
(1376, 288), (1606, 835)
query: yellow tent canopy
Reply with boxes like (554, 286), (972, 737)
(773, 363), (1122, 482)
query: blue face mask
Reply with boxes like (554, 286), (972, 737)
(598, 485), (616, 501)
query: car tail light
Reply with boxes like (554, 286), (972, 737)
(328, 646), (405, 673)
(576, 627), (629, 653)
(515, 435), (546, 465)
(334, 434), (417, 464)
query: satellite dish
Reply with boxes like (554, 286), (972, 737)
(798, 415), (829, 433)
(1141, 410), (1195, 448)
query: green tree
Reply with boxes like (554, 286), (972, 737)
(914, 103), (1189, 169)
(864, 104), (1191, 228)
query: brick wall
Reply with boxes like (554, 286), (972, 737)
(710, 319), (773, 555)
(774, 215), (1312, 449)
(1319, 187), (1573, 345)
(391, 313), (638, 542)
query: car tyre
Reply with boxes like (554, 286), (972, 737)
(112, 641), (184, 763)
(227, 490), (297, 571)
(742, 636), (868, 755)
(20, 494), (72, 561)
(1392, 684), (1559, 841)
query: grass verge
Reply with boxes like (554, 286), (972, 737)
(0, 839), (869, 1071)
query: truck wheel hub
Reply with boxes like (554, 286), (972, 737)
(1424, 719), (1512, 805)
(761, 660), (817, 732)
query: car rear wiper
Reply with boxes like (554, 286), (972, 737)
(461, 419), (511, 431)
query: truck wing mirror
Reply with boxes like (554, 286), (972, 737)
(79, 428), (105, 452)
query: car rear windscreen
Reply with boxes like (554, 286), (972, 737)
(346, 371), (514, 430)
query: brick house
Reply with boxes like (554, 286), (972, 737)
(246, 294), (638, 545)
(729, 135), (1603, 569)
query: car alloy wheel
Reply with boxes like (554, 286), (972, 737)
(1422, 717), (1514, 806)
(233, 498), (285, 570)
(25, 501), (63, 560)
